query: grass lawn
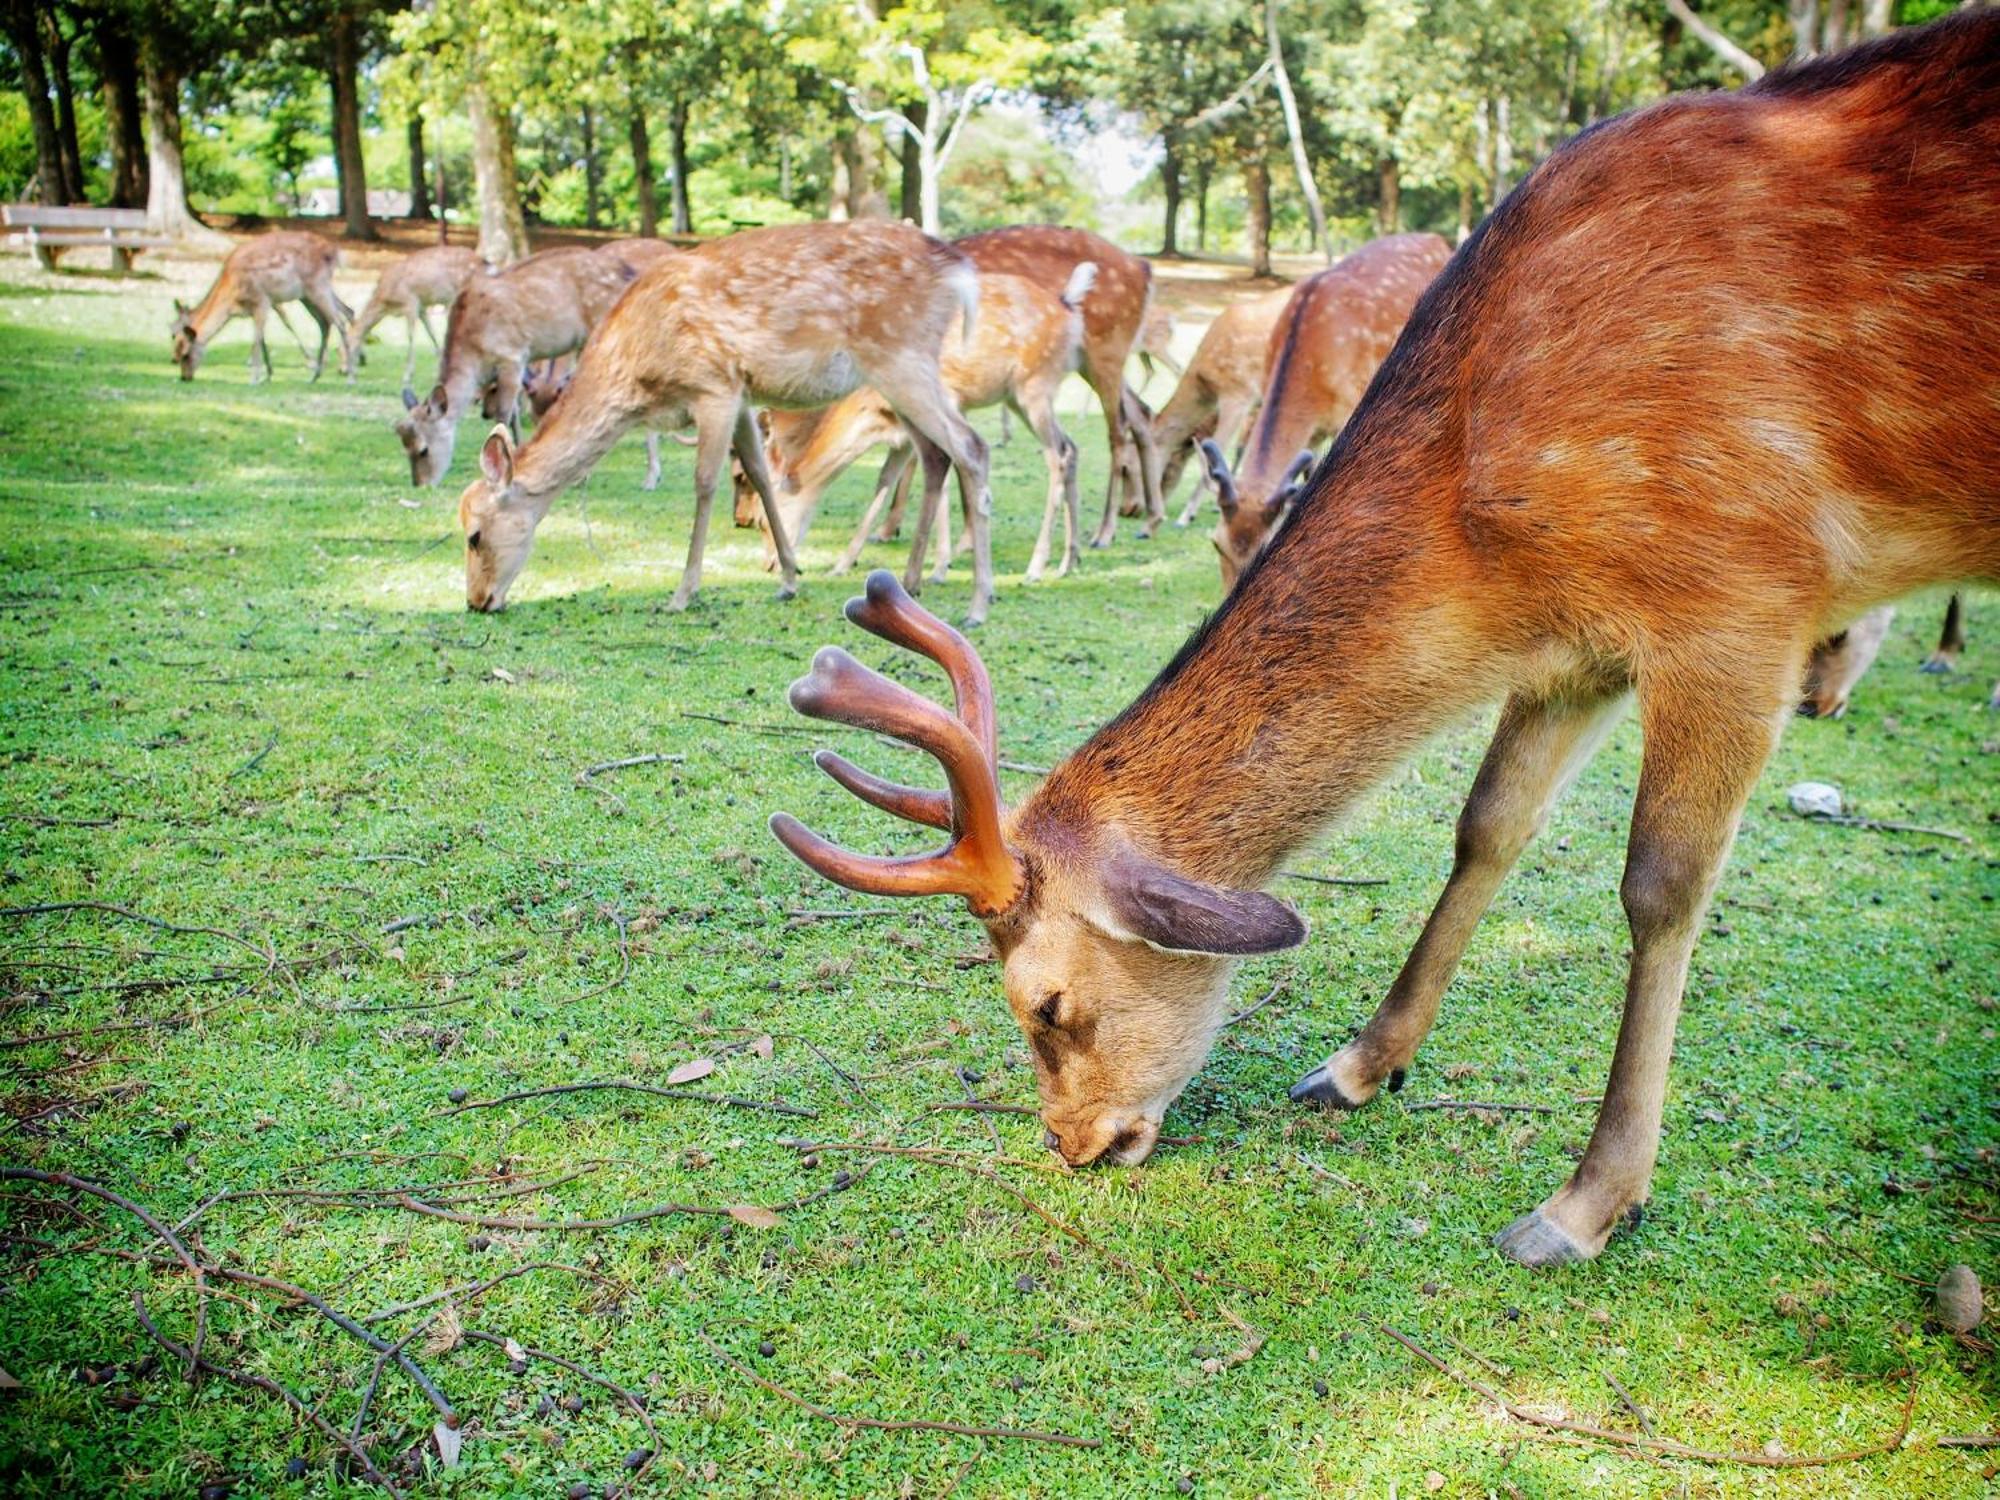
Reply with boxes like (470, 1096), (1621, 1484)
(0, 250), (1994, 1499)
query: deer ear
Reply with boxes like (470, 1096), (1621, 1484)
(173, 298), (188, 315)
(401, 384), (419, 410)
(429, 383), (448, 412)
(1098, 848), (1306, 957)
(480, 426), (515, 486)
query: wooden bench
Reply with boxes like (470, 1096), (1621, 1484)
(2, 204), (170, 275)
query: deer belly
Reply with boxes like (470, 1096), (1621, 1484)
(752, 351), (863, 412)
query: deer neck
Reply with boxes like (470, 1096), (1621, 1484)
(510, 379), (637, 514)
(189, 273), (239, 343)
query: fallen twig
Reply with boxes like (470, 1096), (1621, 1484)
(1605, 1371), (1655, 1439)
(360, 1261), (624, 1326)
(575, 752), (686, 815)
(392, 1161), (871, 1233)
(1380, 1324), (1915, 1469)
(1805, 813), (1969, 844)
(1403, 1099), (1555, 1115)
(1226, 984), (1283, 1026)
(1939, 1434), (2000, 1449)
(437, 1079), (815, 1119)
(696, 1330), (1100, 1448)
(1280, 870), (1390, 887)
(568, 908), (631, 1006)
(227, 728), (279, 780)
(463, 1328), (661, 1483)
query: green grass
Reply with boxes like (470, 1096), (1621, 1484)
(0, 253), (1994, 1499)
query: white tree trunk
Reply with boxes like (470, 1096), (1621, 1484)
(468, 86), (529, 264)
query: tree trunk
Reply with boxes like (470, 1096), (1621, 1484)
(1820, 0), (1849, 51)
(1245, 152), (1272, 278)
(899, 98), (925, 223)
(6, 9), (66, 207)
(329, 8), (376, 239)
(1375, 156), (1400, 233)
(668, 97), (691, 234)
(1788, 0), (1820, 60)
(1860, 0), (1891, 38)
(1159, 135), (1181, 256)
(43, 11), (84, 202)
(1265, 0), (1330, 264)
(407, 114), (433, 220)
(98, 22), (148, 208)
(778, 136), (792, 201)
(468, 85), (529, 263)
(581, 104), (601, 229)
(1455, 179), (1473, 244)
(141, 45), (224, 243)
(630, 107), (657, 236)
(1491, 95), (1513, 205)
(916, 128), (941, 236)
(1195, 157), (1210, 252)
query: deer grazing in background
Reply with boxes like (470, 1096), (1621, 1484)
(168, 231), (353, 383)
(340, 244), (482, 384)
(458, 221), (989, 618)
(1800, 594), (1992, 717)
(395, 241), (673, 487)
(956, 226), (1165, 544)
(1202, 233), (1450, 588)
(770, 14), (2000, 1268)
(736, 265), (1094, 588)
(1150, 287), (1292, 524)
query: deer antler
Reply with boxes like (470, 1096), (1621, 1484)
(769, 571), (1024, 917)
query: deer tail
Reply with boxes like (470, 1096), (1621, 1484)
(1061, 261), (1098, 311)
(947, 259), (979, 345)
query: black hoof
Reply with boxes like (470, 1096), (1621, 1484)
(1387, 1068), (1406, 1094)
(1918, 658), (1952, 675)
(1289, 1064), (1363, 1110)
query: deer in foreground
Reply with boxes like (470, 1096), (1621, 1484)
(339, 244), (482, 384)
(1150, 287), (1293, 525)
(458, 221), (989, 618)
(395, 243), (668, 487)
(956, 227), (1165, 544)
(1201, 233), (1450, 589)
(168, 231), (353, 383)
(738, 264), (1094, 588)
(1801, 594), (1993, 717)
(769, 14), (2000, 1268)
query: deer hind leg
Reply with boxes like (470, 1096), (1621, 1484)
(668, 395), (742, 612)
(732, 403), (799, 600)
(1922, 592), (1966, 673)
(642, 432), (662, 492)
(878, 459), (914, 540)
(898, 437), (953, 598)
(874, 365), (993, 625)
(248, 303), (271, 383)
(1019, 389), (1080, 582)
(834, 447), (914, 577)
(401, 312), (422, 388)
(1129, 393), (1165, 536)
(1294, 687), (1629, 1113)
(1494, 660), (1795, 1267)
(301, 299), (333, 383)
(269, 301), (314, 373)
(1088, 371), (1125, 548)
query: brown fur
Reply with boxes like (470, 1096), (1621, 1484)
(168, 231), (350, 383)
(456, 221), (989, 618)
(1154, 288), (1293, 520)
(773, 15), (2000, 1265)
(1206, 234), (1450, 588)
(339, 244), (482, 382)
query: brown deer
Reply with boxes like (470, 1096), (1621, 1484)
(1801, 595), (1993, 717)
(395, 243), (668, 487)
(956, 227), (1164, 544)
(1202, 233), (1450, 588)
(520, 355), (665, 493)
(339, 244), (482, 384)
(737, 265), (1094, 588)
(768, 15), (2000, 1268)
(1152, 287), (1293, 525)
(168, 231), (353, 383)
(457, 221), (988, 618)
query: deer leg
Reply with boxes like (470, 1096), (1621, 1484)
(301, 300), (333, 383)
(1178, 397), (1245, 526)
(875, 364), (993, 625)
(834, 447), (913, 577)
(995, 403), (1013, 448)
(270, 301), (314, 370)
(733, 403), (798, 600)
(248, 303), (271, 383)
(1494, 664), (1793, 1267)
(642, 432), (662, 492)
(1089, 372), (1124, 548)
(899, 437), (951, 599)
(491, 365), (524, 443)
(1293, 688), (1629, 1112)
(879, 461), (913, 540)
(1922, 592), (1965, 672)
(340, 305), (374, 379)
(668, 398), (740, 613)
(1130, 394), (1165, 536)
(421, 305), (442, 352)
(402, 313), (422, 388)
(930, 464), (954, 585)
(1021, 392), (1079, 582)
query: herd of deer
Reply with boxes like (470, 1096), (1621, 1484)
(158, 15), (1995, 1266)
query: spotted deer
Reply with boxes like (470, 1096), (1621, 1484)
(956, 227), (1164, 544)
(395, 241), (673, 487)
(1202, 234), (1450, 588)
(458, 221), (989, 618)
(768, 15), (2000, 1267)
(168, 231), (353, 383)
(736, 265), (1093, 590)
(340, 244), (482, 384)
(1801, 594), (1992, 717)
(1151, 287), (1293, 524)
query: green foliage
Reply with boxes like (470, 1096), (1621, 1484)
(939, 110), (1096, 234)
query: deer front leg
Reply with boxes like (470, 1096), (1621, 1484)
(898, 439), (951, 597)
(1294, 688), (1628, 1111)
(732, 404), (798, 600)
(302, 301), (333, 383)
(1494, 669), (1790, 1267)
(402, 313), (421, 388)
(1089, 376), (1124, 548)
(270, 301), (314, 372)
(642, 432), (662, 492)
(1021, 393), (1079, 582)
(878, 462), (912, 541)
(1922, 592), (1966, 673)
(834, 448), (913, 577)
(668, 397), (741, 612)
(248, 304), (271, 383)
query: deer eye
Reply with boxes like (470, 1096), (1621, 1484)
(1034, 992), (1063, 1030)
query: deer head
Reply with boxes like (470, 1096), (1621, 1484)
(1203, 440), (1316, 590)
(770, 572), (1304, 1167)
(1799, 605), (1896, 719)
(168, 300), (202, 381)
(395, 383), (456, 487)
(457, 426), (543, 612)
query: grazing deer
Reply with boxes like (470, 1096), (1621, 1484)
(395, 243), (665, 487)
(738, 265), (1094, 588)
(457, 221), (989, 619)
(769, 15), (2000, 1267)
(1152, 288), (1293, 524)
(1202, 233), (1450, 588)
(956, 227), (1164, 544)
(340, 244), (482, 384)
(168, 231), (353, 383)
(1801, 594), (1993, 716)
(520, 355), (665, 492)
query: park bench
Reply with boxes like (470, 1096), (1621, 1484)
(2, 204), (169, 275)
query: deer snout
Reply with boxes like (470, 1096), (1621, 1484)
(1042, 1112), (1160, 1168)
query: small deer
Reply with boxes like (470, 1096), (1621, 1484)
(1801, 595), (1992, 717)
(1151, 287), (1293, 524)
(395, 243), (666, 487)
(168, 231), (353, 383)
(770, 14), (2000, 1268)
(1202, 233), (1450, 588)
(956, 227), (1165, 544)
(340, 244), (482, 385)
(457, 221), (989, 619)
(738, 264), (1094, 588)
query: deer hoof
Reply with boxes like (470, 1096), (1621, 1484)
(1493, 1209), (1592, 1268)
(1288, 1063), (1366, 1110)
(1919, 654), (1955, 674)
(774, 583), (798, 603)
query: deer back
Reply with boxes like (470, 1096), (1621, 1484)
(958, 226), (1149, 392)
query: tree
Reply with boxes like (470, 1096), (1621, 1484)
(93, 12), (148, 206)
(127, 0), (238, 244)
(3, 1), (69, 204)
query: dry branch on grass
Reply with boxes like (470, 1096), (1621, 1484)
(437, 1079), (815, 1119)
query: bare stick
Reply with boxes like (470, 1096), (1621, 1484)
(1939, 1434), (2000, 1449)
(1604, 1371), (1655, 1439)
(361, 1261), (623, 1325)
(1226, 983), (1283, 1026)
(696, 1330), (1100, 1448)
(568, 909), (630, 1006)
(1403, 1099), (1555, 1115)
(1807, 813), (1969, 843)
(227, 729), (279, 780)
(575, 753), (686, 814)
(1279, 871), (1390, 887)
(1379, 1325), (1915, 1468)
(354, 1309), (442, 1441)
(463, 1328), (660, 1480)
(437, 1080), (815, 1119)
(392, 1162), (871, 1233)
(928, 1100), (1037, 1117)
